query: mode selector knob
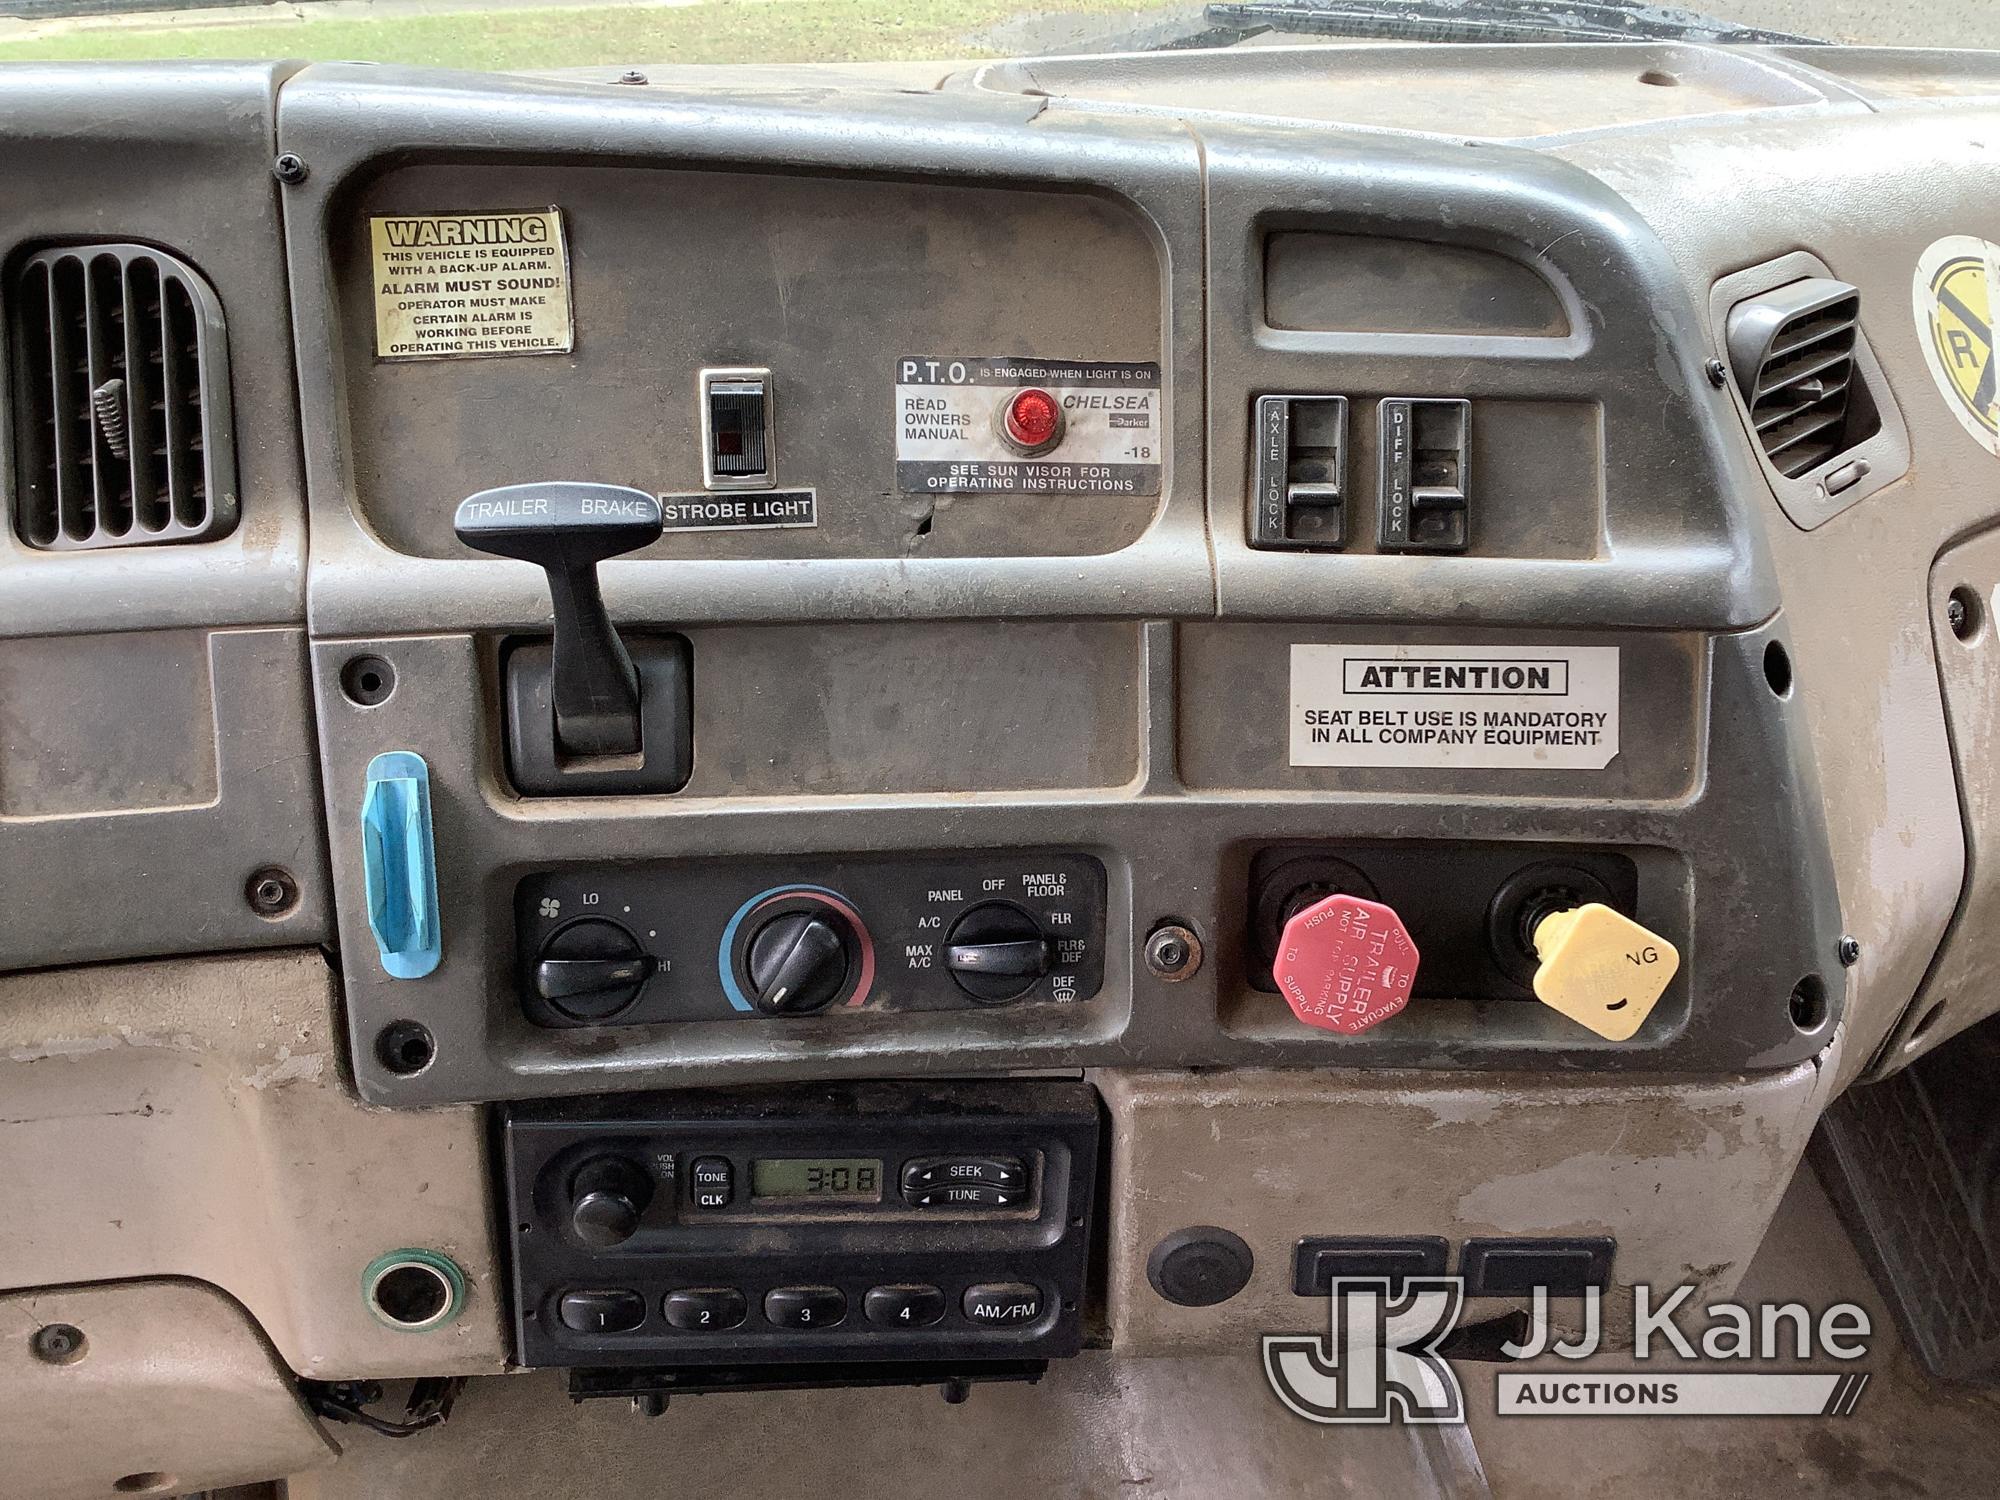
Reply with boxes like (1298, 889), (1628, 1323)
(534, 918), (655, 1023)
(945, 903), (1053, 1005)
(746, 910), (854, 1015)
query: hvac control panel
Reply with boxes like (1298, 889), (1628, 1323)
(517, 852), (1107, 1028)
(503, 1081), (1099, 1369)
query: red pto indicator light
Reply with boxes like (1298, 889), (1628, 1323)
(1272, 894), (1419, 1036)
(999, 387), (1065, 454)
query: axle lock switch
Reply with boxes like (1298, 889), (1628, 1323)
(1271, 893), (1419, 1036)
(1528, 903), (1679, 1042)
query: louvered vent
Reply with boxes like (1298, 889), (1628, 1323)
(1726, 277), (1877, 480)
(8, 243), (236, 550)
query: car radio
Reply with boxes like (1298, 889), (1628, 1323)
(502, 1080), (1100, 1371)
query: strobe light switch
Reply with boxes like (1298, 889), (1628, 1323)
(1250, 394), (1348, 550)
(701, 367), (774, 490)
(1379, 397), (1471, 552)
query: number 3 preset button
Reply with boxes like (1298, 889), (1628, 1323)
(662, 1287), (747, 1331)
(764, 1286), (847, 1329)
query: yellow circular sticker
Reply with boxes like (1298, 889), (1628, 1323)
(1915, 235), (2000, 455)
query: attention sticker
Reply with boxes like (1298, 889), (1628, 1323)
(371, 209), (573, 361)
(1290, 644), (1620, 770)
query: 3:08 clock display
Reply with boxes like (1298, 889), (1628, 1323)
(750, 1157), (884, 1201)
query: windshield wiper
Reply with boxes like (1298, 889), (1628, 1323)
(1201, 0), (1826, 46)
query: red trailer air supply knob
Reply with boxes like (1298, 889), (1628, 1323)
(1272, 894), (1420, 1036)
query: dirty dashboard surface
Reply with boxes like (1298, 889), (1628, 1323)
(4, 34), (2000, 1499)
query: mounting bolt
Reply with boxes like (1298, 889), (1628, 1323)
(31, 1324), (87, 1365)
(1704, 357), (1728, 388)
(1144, 923), (1203, 983)
(246, 866), (299, 918)
(618, 69), (648, 85)
(1838, 935), (1861, 968)
(1948, 594), (1971, 639)
(273, 153), (308, 185)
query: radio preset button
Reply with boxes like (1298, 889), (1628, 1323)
(765, 1286), (848, 1329)
(901, 1156), (1025, 1192)
(663, 1287), (747, 1331)
(559, 1289), (647, 1334)
(689, 1156), (734, 1209)
(963, 1283), (1045, 1326)
(864, 1285), (947, 1328)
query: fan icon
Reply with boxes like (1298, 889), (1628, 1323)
(538, 897), (561, 919)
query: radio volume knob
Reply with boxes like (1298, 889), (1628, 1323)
(745, 910), (854, 1015)
(567, 1157), (653, 1249)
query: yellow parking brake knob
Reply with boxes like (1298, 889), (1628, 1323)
(1530, 903), (1679, 1042)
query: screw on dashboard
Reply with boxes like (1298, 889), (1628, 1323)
(31, 1323), (87, 1365)
(1144, 923), (1203, 983)
(246, 866), (299, 917)
(273, 153), (308, 185)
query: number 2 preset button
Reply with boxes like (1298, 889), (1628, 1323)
(662, 1287), (747, 1331)
(864, 1284), (947, 1328)
(764, 1285), (847, 1329)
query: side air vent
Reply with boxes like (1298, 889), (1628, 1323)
(1725, 277), (1876, 480)
(8, 243), (236, 550)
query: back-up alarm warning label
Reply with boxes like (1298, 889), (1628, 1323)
(1290, 644), (1620, 770)
(895, 355), (1162, 495)
(371, 209), (573, 360)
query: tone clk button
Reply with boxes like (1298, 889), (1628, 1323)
(1529, 903), (1680, 1042)
(1272, 893), (1419, 1035)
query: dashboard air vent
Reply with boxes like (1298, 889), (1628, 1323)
(8, 243), (236, 550)
(1725, 277), (1872, 480)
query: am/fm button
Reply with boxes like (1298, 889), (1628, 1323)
(963, 1283), (1044, 1325)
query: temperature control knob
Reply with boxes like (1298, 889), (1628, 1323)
(568, 1156), (653, 1250)
(946, 903), (1054, 1004)
(746, 910), (854, 1015)
(534, 919), (655, 1023)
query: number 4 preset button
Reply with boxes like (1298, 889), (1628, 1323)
(864, 1285), (947, 1328)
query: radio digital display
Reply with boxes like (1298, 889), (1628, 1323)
(750, 1157), (884, 1201)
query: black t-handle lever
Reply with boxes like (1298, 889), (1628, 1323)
(454, 482), (663, 758)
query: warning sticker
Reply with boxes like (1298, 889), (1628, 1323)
(1290, 644), (1620, 770)
(1914, 235), (2000, 455)
(895, 355), (1162, 495)
(371, 209), (573, 361)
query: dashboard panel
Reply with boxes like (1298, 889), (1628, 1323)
(6, 39), (2000, 1494)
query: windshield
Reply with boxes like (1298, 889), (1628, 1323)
(0, 1), (1970, 72)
